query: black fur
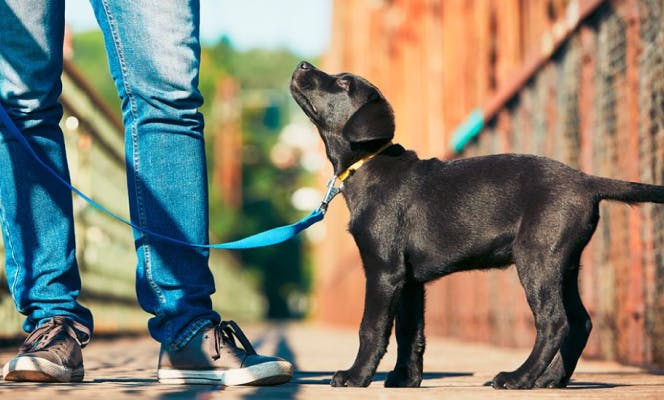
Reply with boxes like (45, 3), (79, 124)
(290, 61), (664, 390)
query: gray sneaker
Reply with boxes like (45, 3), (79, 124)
(2, 316), (90, 382)
(158, 320), (293, 386)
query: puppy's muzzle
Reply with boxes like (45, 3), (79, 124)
(290, 61), (320, 120)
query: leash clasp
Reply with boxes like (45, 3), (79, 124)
(318, 176), (341, 214)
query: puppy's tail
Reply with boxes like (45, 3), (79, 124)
(590, 176), (664, 204)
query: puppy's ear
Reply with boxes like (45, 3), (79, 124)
(342, 98), (395, 143)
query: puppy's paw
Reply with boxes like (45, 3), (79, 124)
(533, 356), (570, 388)
(330, 370), (349, 387)
(385, 367), (422, 387)
(330, 370), (371, 387)
(534, 371), (569, 388)
(491, 371), (535, 390)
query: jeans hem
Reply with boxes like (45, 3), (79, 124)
(169, 318), (214, 351)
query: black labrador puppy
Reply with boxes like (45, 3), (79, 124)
(290, 61), (664, 390)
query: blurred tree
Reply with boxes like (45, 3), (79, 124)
(71, 31), (121, 120)
(204, 38), (319, 318)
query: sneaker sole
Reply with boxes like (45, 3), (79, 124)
(158, 360), (293, 386)
(2, 356), (84, 383)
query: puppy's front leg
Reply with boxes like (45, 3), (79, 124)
(385, 281), (425, 387)
(331, 273), (403, 387)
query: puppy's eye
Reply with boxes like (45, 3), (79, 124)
(336, 78), (350, 91)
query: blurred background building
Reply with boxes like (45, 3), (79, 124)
(1, 0), (664, 371)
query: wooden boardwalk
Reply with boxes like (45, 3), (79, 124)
(1, 323), (662, 399)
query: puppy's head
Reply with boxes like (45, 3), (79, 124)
(290, 61), (395, 173)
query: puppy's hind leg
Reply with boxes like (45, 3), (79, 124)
(385, 281), (425, 388)
(535, 206), (598, 388)
(535, 266), (592, 388)
(492, 252), (569, 389)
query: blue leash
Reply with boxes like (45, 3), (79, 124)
(0, 104), (338, 249)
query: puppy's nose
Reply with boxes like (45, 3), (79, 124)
(298, 61), (312, 70)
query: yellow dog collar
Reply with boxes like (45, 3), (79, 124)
(338, 141), (394, 182)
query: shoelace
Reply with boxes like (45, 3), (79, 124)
(19, 317), (90, 353)
(211, 320), (257, 361)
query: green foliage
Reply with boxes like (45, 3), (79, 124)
(203, 39), (319, 318)
(71, 31), (122, 120)
(207, 37), (306, 90)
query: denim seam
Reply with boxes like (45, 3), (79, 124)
(97, 0), (167, 318)
(0, 197), (22, 309)
(170, 318), (213, 351)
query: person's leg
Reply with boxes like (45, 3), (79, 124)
(0, 0), (93, 336)
(88, 1), (292, 385)
(0, 0), (93, 383)
(89, 0), (219, 347)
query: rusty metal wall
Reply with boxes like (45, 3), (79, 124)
(314, 0), (664, 367)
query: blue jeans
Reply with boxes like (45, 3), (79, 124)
(0, 0), (220, 348)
